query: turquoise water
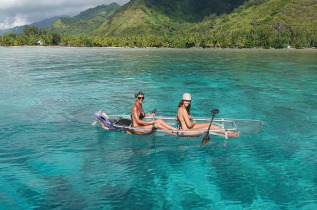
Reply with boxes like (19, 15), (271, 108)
(0, 47), (316, 209)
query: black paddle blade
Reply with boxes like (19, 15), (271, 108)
(152, 108), (157, 114)
(150, 127), (157, 137)
(200, 134), (210, 146)
(211, 109), (219, 115)
(200, 108), (219, 146)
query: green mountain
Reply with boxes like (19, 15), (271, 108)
(95, 0), (316, 36)
(211, 0), (317, 32)
(49, 3), (120, 34)
(95, 0), (248, 36)
(206, 0), (317, 47)
(92, 0), (316, 48)
(2, 0), (316, 48)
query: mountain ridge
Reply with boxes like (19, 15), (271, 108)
(1, 0), (316, 48)
(95, 0), (249, 36)
(49, 3), (120, 34)
(0, 16), (62, 36)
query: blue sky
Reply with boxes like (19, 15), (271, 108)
(0, 0), (130, 30)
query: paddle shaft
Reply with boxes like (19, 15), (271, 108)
(151, 108), (157, 126)
(206, 114), (216, 134)
(150, 108), (157, 137)
(200, 109), (219, 146)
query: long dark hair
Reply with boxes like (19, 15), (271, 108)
(177, 100), (191, 115)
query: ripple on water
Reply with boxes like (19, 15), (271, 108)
(0, 48), (316, 209)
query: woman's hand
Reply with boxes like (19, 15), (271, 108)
(148, 113), (155, 117)
(189, 120), (196, 129)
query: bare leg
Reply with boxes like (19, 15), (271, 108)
(192, 123), (239, 137)
(132, 119), (176, 135)
(152, 119), (177, 136)
(154, 119), (176, 130)
(133, 124), (153, 135)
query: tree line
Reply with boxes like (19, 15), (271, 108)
(1, 25), (316, 49)
(0, 26), (61, 46)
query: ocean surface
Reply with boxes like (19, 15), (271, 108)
(0, 47), (316, 209)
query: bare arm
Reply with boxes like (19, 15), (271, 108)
(131, 106), (153, 126)
(179, 108), (196, 128)
(145, 113), (155, 117)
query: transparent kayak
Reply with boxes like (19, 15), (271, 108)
(93, 112), (263, 139)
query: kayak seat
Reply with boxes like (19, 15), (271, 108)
(112, 117), (132, 126)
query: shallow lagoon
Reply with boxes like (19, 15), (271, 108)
(0, 47), (316, 209)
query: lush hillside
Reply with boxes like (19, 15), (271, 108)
(206, 0), (317, 47)
(142, 0), (247, 22)
(0, 16), (61, 36)
(1, 0), (316, 48)
(49, 3), (120, 34)
(214, 0), (317, 31)
(95, 0), (248, 36)
(91, 0), (317, 48)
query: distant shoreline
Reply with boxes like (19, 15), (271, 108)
(1, 45), (316, 50)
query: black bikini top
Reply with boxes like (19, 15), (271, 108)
(131, 111), (145, 120)
(139, 112), (145, 120)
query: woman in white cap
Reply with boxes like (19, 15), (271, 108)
(176, 93), (239, 137)
(132, 91), (176, 134)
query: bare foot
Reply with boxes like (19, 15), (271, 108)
(100, 121), (109, 130)
(99, 112), (110, 130)
(228, 131), (239, 137)
(97, 117), (109, 130)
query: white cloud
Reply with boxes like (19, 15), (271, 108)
(0, 0), (20, 9)
(0, 0), (130, 30)
(0, 15), (28, 29)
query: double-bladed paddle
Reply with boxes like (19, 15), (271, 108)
(150, 108), (157, 137)
(200, 109), (219, 146)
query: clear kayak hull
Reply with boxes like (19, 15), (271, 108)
(94, 112), (263, 138)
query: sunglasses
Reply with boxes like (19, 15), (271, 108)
(137, 97), (145, 100)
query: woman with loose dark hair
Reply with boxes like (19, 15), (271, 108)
(176, 93), (239, 137)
